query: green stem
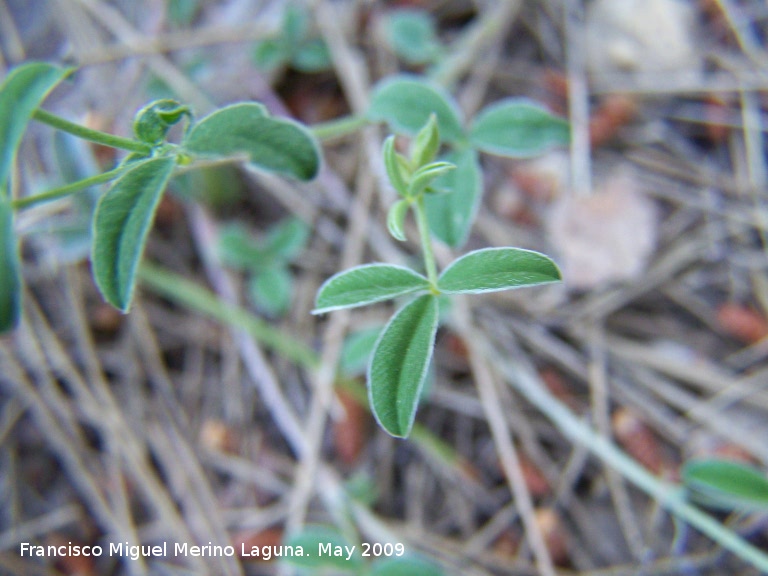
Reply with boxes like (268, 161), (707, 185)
(12, 166), (124, 210)
(138, 261), (320, 370)
(481, 338), (768, 574)
(310, 114), (367, 141)
(33, 109), (152, 155)
(138, 262), (470, 473)
(413, 196), (439, 289)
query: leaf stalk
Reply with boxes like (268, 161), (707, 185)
(32, 108), (152, 155)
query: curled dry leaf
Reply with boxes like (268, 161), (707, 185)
(586, 0), (701, 84)
(612, 407), (666, 475)
(589, 95), (638, 148)
(510, 150), (569, 203)
(519, 452), (551, 498)
(538, 367), (582, 413)
(534, 508), (570, 566)
(233, 528), (284, 561)
(48, 535), (97, 576)
(332, 388), (369, 466)
(199, 419), (239, 454)
(546, 167), (657, 289)
(716, 303), (768, 345)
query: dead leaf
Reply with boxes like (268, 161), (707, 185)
(716, 303), (768, 344)
(586, 0), (701, 83)
(546, 168), (657, 289)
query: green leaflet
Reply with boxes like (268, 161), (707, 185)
(368, 76), (465, 144)
(263, 216), (310, 260)
(682, 459), (768, 512)
(293, 39), (333, 72)
(282, 526), (363, 571)
(438, 247), (561, 294)
(469, 99), (570, 158)
(249, 266), (292, 317)
(384, 9), (442, 65)
(0, 200), (20, 332)
(183, 103), (320, 180)
(340, 325), (383, 376)
(0, 62), (72, 196)
(313, 264), (430, 314)
(369, 294), (439, 438)
(252, 38), (287, 70)
(424, 148), (481, 248)
(216, 224), (263, 269)
(371, 556), (445, 576)
(92, 157), (175, 311)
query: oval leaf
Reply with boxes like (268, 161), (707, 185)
(293, 39), (333, 73)
(263, 216), (309, 260)
(385, 9), (441, 65)
(183, 103), (320, 180)
(341, 325), (383, 376)
(469, 99), (570, 158)
(0, 200), (21, 332)
(250, 266), (292, 317)
(0, 62), (72, 195)
(217, 224), (263, 270)
(371, 556), (445, 576)
(369, 294), (439, 438)
(282, 526), (363, 571)
(313, 264), (430, 314)
(424, 148), (481, 248)
(92, 157), (175, 311)
(438, 247), (561, 294)
(368, 76), (465, 143)
(682, 459), (768, 512)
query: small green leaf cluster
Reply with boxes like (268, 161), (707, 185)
(682, 459), (768, 512)
(314, 118), (561, 438)
(252, 3), (332, 73)
(0, 62), (321, 332)
(383, 9), (444, 67)
(368, 75), (570, 248)
(383, 115), (454, 242)
(217, 217), (309, 317)
(282, 525), (444, 576)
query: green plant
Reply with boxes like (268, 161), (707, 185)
(368, 75), (569, 248)
(252, 3), (333, 73)
(682, 459), (768, 512)
(0, 61), (321, 333)
(383, 9), (444, 67)
(313, 116), (562, 438)
(217, 217), (310, 317)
